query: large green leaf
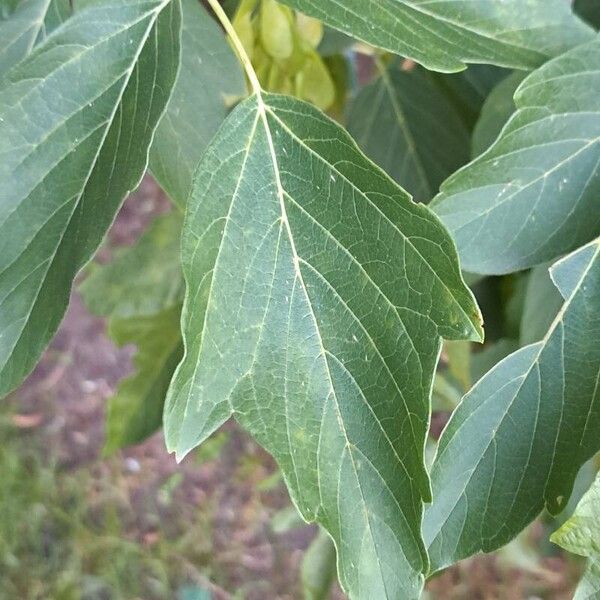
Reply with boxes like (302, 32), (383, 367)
(424, 238), (600, 572)
(149, 0), (245, 208)
(0, 0), (181, 398)
(166, 91), (482, 598)
(433, 39), (600, 275)
(0, 0), (70, 73)
(347, 62), (470, 202)
(81, 212), (184, 319)
(552, 474), (600, 600)
(105, 305), (183, 454)
(278, 0), (593, 73)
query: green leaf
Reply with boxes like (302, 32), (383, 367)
(347, 62), (470, 202)
(575, 0), (600, 29)
(471, 71), (525, 157)
(520, 263), (564, 346)
(149, 0), (245, 208)
(81, 212), (184, 319)
(433, 39), (600, 275)
(470, 337), (518, 383)
(0, 0), (181, 398)
(105, 305), (183, 454)
(0, 0), (70, 73)
(278, 0), (593, 73)
(424, 238), (600, 572)
(302, 527), (337, 600)
(166, 91), (482, 598)
(552, 474), (600, 600)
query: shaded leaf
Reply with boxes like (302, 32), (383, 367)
(105, 305), (183, 454)
(470, 338), (518, 383)
(552, 474), (600, 599)
(520, 263), (564, 346)
(425, 238), (600, 572)
(149, 0), (245, 208)
(278, 0), (593, 72)
(166, 91), (482, 598)
(81, 212), (184, 319)
(0, 0), (181, 398)
(575, 0), (600, 29)
(347, 62), (470, 202)
(433, 39), (600, 275)
(471, 71), (525, 157)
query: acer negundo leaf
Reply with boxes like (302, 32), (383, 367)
(433, 38), (600, 275)
(0, 0), (181, 398)
(425, 238), (600, 573)
(165, 88), (482, 598)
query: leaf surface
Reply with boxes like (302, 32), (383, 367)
(278, 0), (593, 72)
(166, 91), (482, 598)
(433, 39), (600, 275)
(347, 62), (470, 202)
(552, 474), (600, 600)
(149, 0), (245, 207)
(0, 0), (181, 397)
(424, 238), (600, 572)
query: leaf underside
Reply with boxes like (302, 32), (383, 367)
(425, 238), (600, 572)
(0, 0), (181, 397)
(165, 91), (482, 598)
(433, 38), (600, 275)
(279, 0), (593, 73)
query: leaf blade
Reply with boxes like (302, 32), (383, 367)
(433, 39), (600, 275)
(0, 0), (181, 397)
(278, 0), (593, 72)
(166, 91), (482, 598)
(424, 238), (600, 572)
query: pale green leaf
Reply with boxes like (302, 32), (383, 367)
(552, 474), (600, 600)
(278, 0), (593, 73)
(347, 62), (470, 202)
(424, 238), (600, 572)
(81, 212), (184, 319)
(105, 305), (183, 454)
(0, 0), (181, 398)
(433, 39), (600, 275)
(166, 91), (482, 598)
(149, 0), (245, 208)
(471, 71), (525, 157)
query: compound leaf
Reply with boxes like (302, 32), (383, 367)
(166, 91), (482, 598)
(149, 0), (245, 208)
(347, 62), (470, 203)
(278, 0), (593, 73)
(425, 238), (600, 572)
(433, 39), (600, 275)
(0, 0), (181, 398)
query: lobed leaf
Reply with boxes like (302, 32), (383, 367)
(0, 0), (181, 397)
(278, 0), (593, 73)
(433, 39), (600, 275)
(165, 91), (482, 598)
(425, 238), (600, 572)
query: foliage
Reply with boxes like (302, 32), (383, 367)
(0, 0), (598, 598)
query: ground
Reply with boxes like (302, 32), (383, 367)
(1, 177), (583, 599)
